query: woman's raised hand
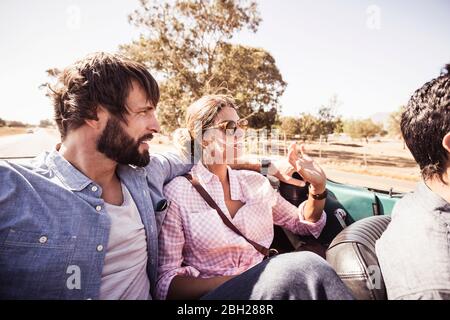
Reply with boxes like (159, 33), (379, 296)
(287, 142), (327, 194)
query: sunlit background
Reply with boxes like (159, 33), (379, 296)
(1, 0), (449, 124)
(0, 0), (449, 192)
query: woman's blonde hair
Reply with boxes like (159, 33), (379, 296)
(173, 94), (237, 163)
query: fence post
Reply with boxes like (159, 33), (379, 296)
(319, 135), (322, 159)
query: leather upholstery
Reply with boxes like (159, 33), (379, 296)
(326, 215), (391, 300)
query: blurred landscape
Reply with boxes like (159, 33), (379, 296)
(0, 126), (419, 193)
(2, 0), (446, 194)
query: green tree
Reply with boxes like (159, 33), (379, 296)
(0, 117), (6, 127)
(333, 117), (344, 134)
(343, 118), (384, 143)
(388, 105), (405, 138)
(39, 119), (54, 128)
(298, 113), (321, 141)
(120, 0), (286, 132)
(8, 120), (27, 128)
(317, 94), (343, 141)
(280, 116), (300, 136)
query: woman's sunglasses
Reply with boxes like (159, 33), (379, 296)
(210, 119), (249, 136)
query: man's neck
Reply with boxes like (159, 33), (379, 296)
(425, 174), (450, 204)
(58, 140), (118, 188)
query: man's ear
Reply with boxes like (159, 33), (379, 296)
(442, 132), (450, 153)
(85, 106), (106, 130)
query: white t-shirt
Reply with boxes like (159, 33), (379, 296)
(99, 183), (150, 300)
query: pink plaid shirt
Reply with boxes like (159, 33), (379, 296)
(156, 162), (326, 300)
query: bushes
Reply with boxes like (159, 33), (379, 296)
(7, 120), (27, 127)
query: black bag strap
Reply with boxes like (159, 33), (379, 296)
(183, 174), (277, 257)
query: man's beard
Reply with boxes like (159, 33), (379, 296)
(97, 117), (153, 167)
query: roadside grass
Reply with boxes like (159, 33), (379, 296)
(319, 161), (421, 182)
(0, 127), (27, 137)
(304, 141), (420, 182)
(239, 138), (420, 183)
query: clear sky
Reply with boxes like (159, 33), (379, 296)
(1, 0), (449, 124)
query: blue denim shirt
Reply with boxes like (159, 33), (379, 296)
(0, 150), (192, 299)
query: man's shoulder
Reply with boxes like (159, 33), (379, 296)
(0, 160), (19, 183)
(377, 182), (444, 253)
(146, 153), (170, 172)
(145, 152), (191, 178)
(391, 181), (448, 220)
(0, 153), (53, 179)
(147, 152), (184, 167)
(0, 153), (61, 209)
(376, 185), (450, 300)
(383, 191), (440, 240)
(376, 186), (450, 300)
(0, 159), (39, 181)
(0, 157), (55, 227)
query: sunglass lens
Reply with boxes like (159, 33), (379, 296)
(225, 121), (237, 134)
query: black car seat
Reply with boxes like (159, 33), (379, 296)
(326, 215), (391, 300)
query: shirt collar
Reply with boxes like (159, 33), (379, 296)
(45, 144), (146, 192)
(417, 180), (450, 212)
(227, 166), (242, 201)
(46, 149), (93, 192)
(192, 162), (242, 201)
(192, 161), (215, 184)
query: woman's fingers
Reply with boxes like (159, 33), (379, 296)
(287, 143), (298, 166)
(300, 144), (306, 156)
(289, 142), (315, 171)
(289, 141), (297, 150)
(295, 159), (302, 172)
(288, 142), (297, 158)
(299, 144), (313, 161)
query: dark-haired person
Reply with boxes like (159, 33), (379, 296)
(0, 52), (188, 300)
(376, 64), (450, 300)
(0, 52), (319, 300)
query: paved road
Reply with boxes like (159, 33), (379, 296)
(0, 128), (60, 159)
(0, 130), (416, 192)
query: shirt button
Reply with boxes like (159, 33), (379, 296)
(39, 236), (48, 244)
(95, 205), (102, 212)
(96, 244), (104, 252)
(91, 186), (98, 192)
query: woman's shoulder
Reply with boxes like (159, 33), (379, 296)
(233, 168), (269, 185)
(163, 175), (194, 199)
(233, 168), (276, 203)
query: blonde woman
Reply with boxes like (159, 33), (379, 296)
(156, 95), (353, 300)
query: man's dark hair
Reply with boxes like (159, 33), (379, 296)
(401, 64), (450, 182)
(47, 52), (159, 140)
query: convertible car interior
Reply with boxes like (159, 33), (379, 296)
(269, 173), (404, 300)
